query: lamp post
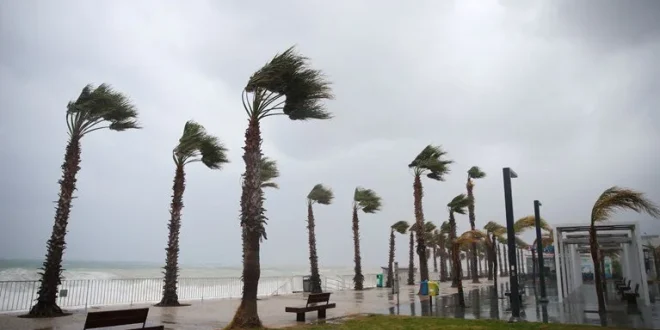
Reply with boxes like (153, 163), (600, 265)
(534, 200), (548, 303)
(503, 167), (522, 322)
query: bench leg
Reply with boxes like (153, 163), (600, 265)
(296, 313), (305, 322)
(318, 309), (327, 319)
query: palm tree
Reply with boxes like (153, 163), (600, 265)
(483, 221), (505, 281)
(438, 221), (451, 282)
(589, 187), (660, 314)
(498, 236), (506, 277)
(447, 194), (470, 288)
(352, 187), (382, 290)
(156, 121), (229, 307)
(453, 230), (486, 307)
(408, 145), (452, 282)
(28, 84), (140, 317)
(466, 166), (486, 283)
(228, 47), (334, 329)
(386, 221), (410, 288)
(306, 184), (334, 293)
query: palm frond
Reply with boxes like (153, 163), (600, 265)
(467, 166), (486, 179)
(513, 215), (551, 234)
(246, 46), (334, 120)
(423, 221), (436, 233)
(392, 221), (410, 234)
(440, 221), (451, 234)
(175, 120), (229, 169)
(353, 187), (382, 213)
(591, 186), (660, 224)
(259, 157), (280, 189)
(448, 193), (470, 215)
(408, 145), (453, 180)
(308, 184), (334, 205)
(484, 221), (506, 236)
(68, 84), (140, 136)
(456, 230), (487, 245)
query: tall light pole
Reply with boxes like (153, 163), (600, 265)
(534, 200), (548, 303)
(503, 167), (522, 322)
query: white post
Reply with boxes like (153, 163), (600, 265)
(622, 244), (631, 280)
(633, 225), (651, 305)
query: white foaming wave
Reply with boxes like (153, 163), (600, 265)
(0, 268), (118, 281)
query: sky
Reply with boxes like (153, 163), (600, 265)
(1, 0), (659, 269)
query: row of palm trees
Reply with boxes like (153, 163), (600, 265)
(24, 46), (660, 327)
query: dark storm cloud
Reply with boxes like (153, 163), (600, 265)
(1, 0), (659, 268)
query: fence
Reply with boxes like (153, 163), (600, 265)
(0, 274), (379, 313)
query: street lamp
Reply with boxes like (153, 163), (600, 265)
(503, 167), (522, 322)
(534, 200), (548, 303)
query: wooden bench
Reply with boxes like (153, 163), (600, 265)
(622, 283), (640, 304)
(83, 307), (163, 329)
(616, 280), (631, 295)
(285, 292), (336, 322)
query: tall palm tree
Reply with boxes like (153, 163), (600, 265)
(228, 47), (334, 329)
(438, 221), (451, 282)
(466, 166), (486, 283)
(453, 230), (486, 307)
(408, 145), (452, 282)
(589, 187), (660, 314)
(447, 194), (470, 287)
(352, 187), (382, 290)
(156, 121), (229, 307)
(386, 221), (410, 288)
(306, 184), (334, 293)
(28, 84), (140, 317)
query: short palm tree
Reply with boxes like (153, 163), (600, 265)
(228, 47), (333, 329)
(408, 145), (452, 282)
(466, 166), (486, 283)
(438, 221), (451, 282)
(589, 187), (660, 314)
(28, 84), (140, 317)
(483, 221), (505, 281)
(386, 221), (409, 288)
(157, 121), (229, 307)
(306, 184), (334, 293)
(408, 221), (435, 285)
(352, 187), (382, 290)
(453, 230), (486, 307)
(447, 194), (470, 288)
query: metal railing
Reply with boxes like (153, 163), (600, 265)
(0, 274), (379, 313)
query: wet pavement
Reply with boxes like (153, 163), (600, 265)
(1, 279), (658, 329)
(387, 281), (660, 329)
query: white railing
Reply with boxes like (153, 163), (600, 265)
(0, 274), (379, 313)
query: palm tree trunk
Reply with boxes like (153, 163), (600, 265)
(600, 252), (607, 293)
(492, 235), (499, 296)
(408, 231), (415, 285)
(467, 254), (471, 279)
(413, 175), (429, 282)
(157, 163), (186, 307)
(386, 229), (395, 288)
(590, 225), (606, 313)
(498, 243), (504, 277)
(352, 206), (364, 290)
(654, 249), (660, 280)
(487, 242), (494, 280)
(307, 201), (322, 293)
(449, 214), (458, 288)
(467, 178), (479, 283)
(452, 243), (465, 307)
(433, 247), (438, 273)
(228, 118), (263, 329)
(478, 255), (482, 277)
(440, 242), (447, 282)
(29, 135), (82, 317)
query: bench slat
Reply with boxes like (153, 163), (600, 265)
(285, 303), (336, 313)
(84, 308), (149, 329)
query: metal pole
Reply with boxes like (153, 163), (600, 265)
(503, 167), (522, 321)
(534, 200), (548, 302)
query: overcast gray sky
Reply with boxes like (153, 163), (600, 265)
(1, 0), (659, 268)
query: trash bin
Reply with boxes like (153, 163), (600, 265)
(428, 281), (439, 296)
(419, 280), (429, 295)
(302, 276), (311, 292)
(376, 274), (384, 287)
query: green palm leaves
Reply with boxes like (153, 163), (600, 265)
(174, 121), (229, 169)
(308, 184), (334, 204)
(409, 145), (453, 179)
(354, 187), (382, 213)
(67, 84), (140, 136)
(391, 221), (410, 234)
(591, 186), (660, 225)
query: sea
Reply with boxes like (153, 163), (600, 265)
(0, 259), (381, 313)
